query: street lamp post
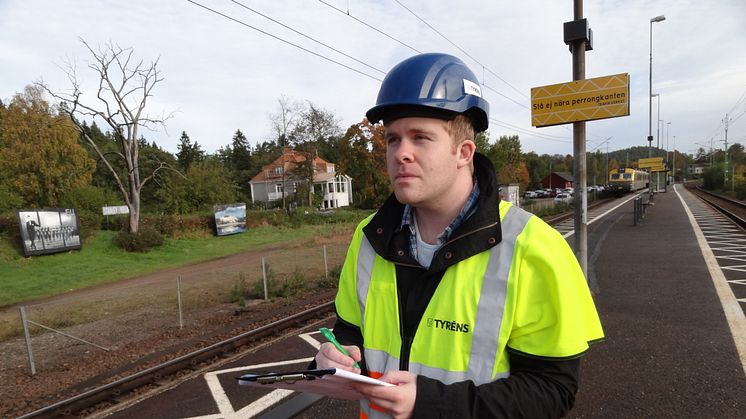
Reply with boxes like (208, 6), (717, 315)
(666, 121), (671, 163)
(672, 135), (676, 184)
(648, 15), (666, 157)
(652, 93), (660, 151)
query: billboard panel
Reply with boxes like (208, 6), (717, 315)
(214, 203), (247, 236)
(531, 73), (630, 127)
(17, 208), (82, 256)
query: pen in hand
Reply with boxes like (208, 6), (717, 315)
(319, 327), (360, 369)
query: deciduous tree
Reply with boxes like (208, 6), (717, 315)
(39, 40), (177, 233)
(0, 85), (95, 207)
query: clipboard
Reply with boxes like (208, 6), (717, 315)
(237, 368), (394, 400)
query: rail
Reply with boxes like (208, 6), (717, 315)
(17, 301), (335, 419)
(691, 186), (746, 229)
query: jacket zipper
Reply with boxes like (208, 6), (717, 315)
(394, 221), (499, 371)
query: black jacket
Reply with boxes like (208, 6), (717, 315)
(332, 154), (580, 418)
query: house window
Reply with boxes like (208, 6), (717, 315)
(274, 166), (283, 175)
(275, 183), (283, 193)
(292, 182), (297, 193)
(340, 181), (345, 193)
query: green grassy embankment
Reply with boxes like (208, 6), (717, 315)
(0, 224), (353, 307)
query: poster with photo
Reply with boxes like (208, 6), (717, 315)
(214, 203), (247, 236)
(17, 208), (82, 256)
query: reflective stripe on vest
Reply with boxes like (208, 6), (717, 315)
(357, 204), (531, 418)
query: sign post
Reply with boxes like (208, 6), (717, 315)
(531, 69), (631, 278)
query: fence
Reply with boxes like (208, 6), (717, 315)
(1, 242), (348, 376)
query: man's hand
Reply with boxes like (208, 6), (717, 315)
(314, 342), (362, 372)
(354, 370), (417, 419)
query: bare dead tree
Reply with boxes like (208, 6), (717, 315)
(38, 39), (175, 233)
(269, 95), (303, 210)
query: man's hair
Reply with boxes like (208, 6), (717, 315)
(445, 115), (475, 151)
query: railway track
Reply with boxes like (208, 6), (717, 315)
(687, 185), (746, 228)
(17, 302), (335, 419)
(16, 196), (621, 419)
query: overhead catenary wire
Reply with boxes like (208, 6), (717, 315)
(186, 0), (382, 82)
(489, 118), (572, 144)
(317, 0), (420, 54)
(392, 0), (529, 102)
(230, 0), (386, 75)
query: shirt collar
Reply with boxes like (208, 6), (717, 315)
(400, 179), (480, 256)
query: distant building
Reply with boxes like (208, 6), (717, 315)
(687, 163), (707, 177)
(249, 148), (353, 210)
(541, 172), (574, 190)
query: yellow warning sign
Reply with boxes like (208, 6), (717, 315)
(647, 165), (668, 172)
(531, 73), (630, 127)
(638, 157), (664, 169)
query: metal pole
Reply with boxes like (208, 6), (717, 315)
(672, 135), (676, 183)
(177, 276), (184, 329)
(20, 306), (36, 375)
(261, 257), (268, 301)
(648, 15), (666, 157)
(572, 0), (588, 278)
(666, 121), (671, 164)
(648, 19), (654, 157)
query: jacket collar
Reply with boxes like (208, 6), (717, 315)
(363, 153), (502, 268)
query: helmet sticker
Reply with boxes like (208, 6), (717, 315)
(463, 79), (482, 98)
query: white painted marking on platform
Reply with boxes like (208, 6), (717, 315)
(676, 184), (746, 375)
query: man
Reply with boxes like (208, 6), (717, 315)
(315, 53), (604, 418)
(25, 216), (40, 250)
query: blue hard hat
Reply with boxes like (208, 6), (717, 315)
(366, 53), (489, 132)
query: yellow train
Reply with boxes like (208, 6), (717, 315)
(608, 168), (649, 193)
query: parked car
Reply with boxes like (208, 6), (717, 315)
(523, 191), (538, 199)
(554, 193), (572, 203)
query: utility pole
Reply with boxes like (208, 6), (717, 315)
(672, 135), (676, 184)
(567, 0), (588, 277)
(724, 113), (729, 187)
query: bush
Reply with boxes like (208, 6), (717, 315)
(318, 264), (342, 289)
(228, 272), (249, 307)
(247, 264), (308, 300)
(116, 226), (164, 252)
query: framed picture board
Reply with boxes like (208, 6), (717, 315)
(17, 208), (82, 256)
(214, 203), (247, 236)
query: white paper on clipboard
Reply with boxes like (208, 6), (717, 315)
(237, 368), (394, 400)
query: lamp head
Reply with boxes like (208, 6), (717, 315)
(651, 15), (666, 23)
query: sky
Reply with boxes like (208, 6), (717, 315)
(1, 0), (745, 158)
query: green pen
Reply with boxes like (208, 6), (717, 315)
(319, 327), (360, 369)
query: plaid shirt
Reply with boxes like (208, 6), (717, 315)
(400, 180), (480, 263)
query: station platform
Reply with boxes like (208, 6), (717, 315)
(571, 185), (746, 417)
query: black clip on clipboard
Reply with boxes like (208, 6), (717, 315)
(237, 368), (393, 400)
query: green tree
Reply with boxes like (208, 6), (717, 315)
(157, 159), (239, 213)
(0, 85), (95, 207)
(289, 102), (342, 207)
(176, 131), (204, 170)
(336, 120), (389, 208)
(230, 129), (253, 201)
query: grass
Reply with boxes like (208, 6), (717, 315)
(0, 223), (354, 307)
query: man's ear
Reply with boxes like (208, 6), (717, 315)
(457, 140), (476, 169)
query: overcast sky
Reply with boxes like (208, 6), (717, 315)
(1, 0), (745, 158)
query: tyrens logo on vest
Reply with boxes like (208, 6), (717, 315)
(426, 317), (470, 333)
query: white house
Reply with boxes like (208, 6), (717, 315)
(249, 148), (353, 210)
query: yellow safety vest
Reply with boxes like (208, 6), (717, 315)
(335, 202), (604, 418)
